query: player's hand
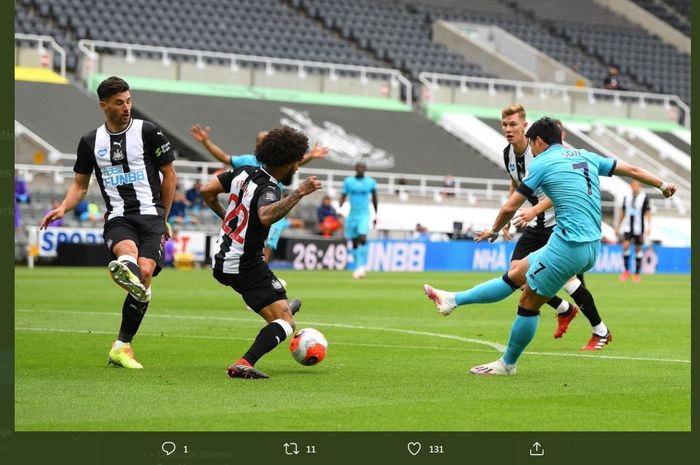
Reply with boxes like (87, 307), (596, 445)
(662, 183), (677, 198)
(502, 223), (512, 241)
(307, 142), (329, 159)
(40, 206), (65, 230)
(190, 124), (210, 143)
(513, 207), (537, 228)
(475, 229), (499, 243)
(165, 222), (173, 240)
(296, 176), (322, 196)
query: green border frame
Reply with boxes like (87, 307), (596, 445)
(4, 2), (697, 464)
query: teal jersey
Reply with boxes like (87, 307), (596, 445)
(230, 154), (259, 169)
(230, 154), (285, 189)
(518, 144), (616, 243)
(342, 175), (376, 216)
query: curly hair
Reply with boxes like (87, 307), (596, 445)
(255, 126), (309, 167)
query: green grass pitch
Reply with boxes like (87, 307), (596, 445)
(15, 267), (690, 431)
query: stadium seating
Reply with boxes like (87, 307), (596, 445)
(512, 0), (690, 103)
(631, 0), (691, 37)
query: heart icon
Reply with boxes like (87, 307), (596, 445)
(407, 442), (421, 456)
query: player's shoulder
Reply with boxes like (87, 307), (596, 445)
(139, 119), (162, 135)
(80, 126), (99, 143)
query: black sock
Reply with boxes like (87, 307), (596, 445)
(635, 256), (642, 274)
(576, 274), (586, 287)
(122, 259), (142, 281)
(623, 253), (630, 271)
(546, 295), (566, 311)
(243, 322), (288, 366)
(570, 286), (601, 327)
(118, 294), (149, 342)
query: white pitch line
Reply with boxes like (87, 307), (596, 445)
(15, 308), (506, 351)
(15, 310), (691, 364)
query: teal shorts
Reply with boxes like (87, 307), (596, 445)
(265, 217), (288, 250)
(525, 234), (599, 297)
(345, 214), (370, 239)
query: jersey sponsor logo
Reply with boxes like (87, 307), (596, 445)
(97, 148), (109, 157)
(155, 141), (170, 157)
(264, 192), (277, 201)
(278, 106), (395, 168)
(101, 165), (146, 187)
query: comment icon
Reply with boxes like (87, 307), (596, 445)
(162, 441), (176, 456)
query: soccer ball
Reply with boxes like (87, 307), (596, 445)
(289, 328), (328, 366)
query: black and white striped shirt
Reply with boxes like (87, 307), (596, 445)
(212, 166), (282, 274)
(502, 143), (556, 229)
(74, 118), (175, 220)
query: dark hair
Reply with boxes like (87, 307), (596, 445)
(97, 76), (130, 101)
(255, 126), (308, 167)
(525, 117), (562, 145)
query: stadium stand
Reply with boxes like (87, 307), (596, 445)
(511, 0), (690, 103)
(13, 0), (691, 249)
(296, 0), (496, 81)
(631, 0), (691, 37)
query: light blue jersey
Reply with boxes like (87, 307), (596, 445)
(518, 144), (617, 243)
(342, 175), (376, 217)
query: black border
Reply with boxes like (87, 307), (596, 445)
(3, 2), (697, 464)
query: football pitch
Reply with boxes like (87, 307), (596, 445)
(15, 267), (690, 431)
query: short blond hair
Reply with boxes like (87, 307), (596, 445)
(501, 104), (526, 120)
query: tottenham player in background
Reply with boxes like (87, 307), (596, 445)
(339, 162), (378, 279)
(41, 76), (177, 369)
(200, 126), (322, 379)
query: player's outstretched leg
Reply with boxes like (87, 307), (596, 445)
(424, 274), (519, 316)
(109, 256), (147, 300)
(423, 284), (457, 316)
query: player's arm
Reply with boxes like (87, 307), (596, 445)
(200, 176), (228, 220)
(339, 193), (346, 207)
(190, 124), (232, 166)
(159, 162), (177, 221)
(477, 190), (528, 243)
(612, 160), (676, 198)
(513, 196), (553, 227)
(40, 173), (91, 229)
(258, 176), (322, 227)
(299, 142), (329, 166)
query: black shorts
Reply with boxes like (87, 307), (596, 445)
(104, 215), (166, 276)
(511, 227), (553, 261)
(213, 263), (287, 312)
(623, 232), (644, 245)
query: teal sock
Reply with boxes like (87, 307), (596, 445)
(350, 247), (358, 270)
(357, 243), (369, 267)
(455, 274), (519, 305)
(502, 307), (540, 365)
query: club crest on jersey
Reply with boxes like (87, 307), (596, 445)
(112, 149), (125, 161)
(271, 279), (283, 290)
